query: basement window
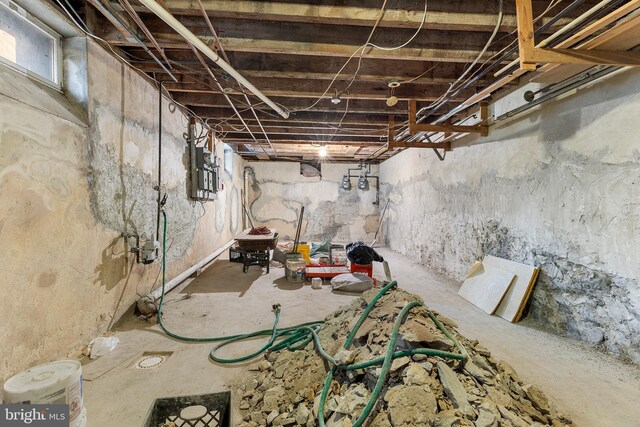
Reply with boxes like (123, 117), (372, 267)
(0, 0), (61, 88)
(224, 143), (233, 174)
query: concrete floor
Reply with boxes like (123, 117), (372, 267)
(82, 248), (640, 426)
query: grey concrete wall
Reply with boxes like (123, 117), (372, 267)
(0, 40), (244, 383)
(379, 70), (640, 363)
(246, 162), (379, 242)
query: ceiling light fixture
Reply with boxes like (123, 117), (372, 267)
(386, 81), (399, 107)
(318, 145), (328, 157)
(331, 89), (342, 105)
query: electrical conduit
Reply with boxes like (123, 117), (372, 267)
(137, 0), (289, 119)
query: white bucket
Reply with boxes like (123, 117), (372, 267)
(3, 360), (86, 427)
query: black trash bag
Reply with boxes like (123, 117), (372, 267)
(346, 241), (384, 265)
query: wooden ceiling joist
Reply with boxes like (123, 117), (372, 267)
(517, 0), (640, 69)
(83, 0), (626, 162)
(132, 0), (571, 33)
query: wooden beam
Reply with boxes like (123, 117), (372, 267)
(387, 115), (396, 146)
(146, 0), (571, 33)
(533, 0), (640, 83)
(127, 50), (504, 85)
(196, 110), (407, 127)
(94, 22), (501, 63)
(163, 77), (472, 101)
(527, 47), (640, 66)
(224, 133), (387, 143)
(517, 0), (640, 68)
(127, 63), (492, 88)
(181, 95), (415, 115)
(388, 141), (451, 149)
(410, 122), (489, 136)
(224, 139), (385, 147)
(516, 0), (537, 71)
(221, 116), (396, 126)
(221, 125), (385, 133)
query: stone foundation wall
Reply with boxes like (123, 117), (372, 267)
(246, 162), (379, 243)
(0, 39), (244, 382)
(379, 70), (640, 363)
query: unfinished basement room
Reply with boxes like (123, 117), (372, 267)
(2, 0), (640, 426)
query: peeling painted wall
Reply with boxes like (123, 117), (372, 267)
(0, 40), (244, 383)
(379, 70), (640, 363)
(246, 162), (379, 243)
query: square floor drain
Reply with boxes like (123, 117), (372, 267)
(133, 352), (173, 369)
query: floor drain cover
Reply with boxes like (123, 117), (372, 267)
(134, 352), (173, 369)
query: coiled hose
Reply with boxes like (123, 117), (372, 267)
(157, 211), (467, 425)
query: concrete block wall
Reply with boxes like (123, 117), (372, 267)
(246, 162), (380, 243)
(379, 70), (640, 363)
(0, 40), (244, 383)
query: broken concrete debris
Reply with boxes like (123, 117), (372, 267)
(237, 287), (573, 426)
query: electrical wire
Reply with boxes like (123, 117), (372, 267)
(421, 0), (504, 114)
(53, 0), (217, 138)
(368, 0), (428, 51)
(52, 0), (149, 76)
(192, 0), (278, 157)
(291, 0), (428, 113)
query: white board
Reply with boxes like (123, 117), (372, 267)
(484, 255), (540, 323)
(458, 261), (515, 314)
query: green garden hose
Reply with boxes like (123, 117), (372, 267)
(157, 211), (467, 425)
(157, 211), (323, 363)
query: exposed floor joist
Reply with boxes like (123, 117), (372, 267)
(79, 0), (618, 162)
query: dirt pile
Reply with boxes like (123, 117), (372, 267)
(237, 286), (573, 427)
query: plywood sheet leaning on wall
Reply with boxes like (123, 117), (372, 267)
(485, 255), (541, 323)
(458, 261), (515, 314)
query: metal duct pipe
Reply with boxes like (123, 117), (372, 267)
(137, 0), (290, 119)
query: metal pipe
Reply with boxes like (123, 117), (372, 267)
(187, 45), (273, 158)
(496, 65), (618, 120)
(137, 0), (289, 119)
(194, 0), (277, 156)
(406, 0), (627, 145)
(395, 0), (587, 142)
(155, 80), (163, 247)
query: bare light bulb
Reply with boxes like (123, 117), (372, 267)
(386, 96), (398, 107)
(318, 146), (328, 157)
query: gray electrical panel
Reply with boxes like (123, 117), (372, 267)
(188, 124), (221, 201)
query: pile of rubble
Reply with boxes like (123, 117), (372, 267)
(237, 287), (573, 427)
